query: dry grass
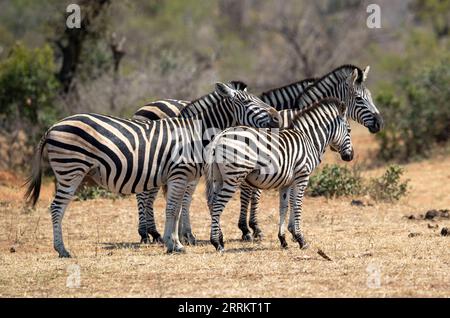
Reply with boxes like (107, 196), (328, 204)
(0, 126), (449, 297)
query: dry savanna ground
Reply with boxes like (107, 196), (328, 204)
(0, 124), (449, 297)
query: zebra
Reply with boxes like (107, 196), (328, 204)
(133, 81), (248, 244)
(205, 97), (353, 252)
(24, 82), (281, 257)
(132, 79), (316, 244)
(237, 65), (384, 241)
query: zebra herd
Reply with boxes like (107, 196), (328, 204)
(25, 64), (383, 257)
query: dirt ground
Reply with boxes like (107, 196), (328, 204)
(0, 125), (449, 297)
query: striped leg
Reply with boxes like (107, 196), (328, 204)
(136, 188), (162, 244)
(51, 177), (84, 258)
(249, 188), (263, 240)
(278, 187), (291, 249)
(238, 184), (253, 241)
(163, 179), (187, 253)
(210, 180), (240, 252)
(178, 180), (198, 245)
(289, 177), (309, 249)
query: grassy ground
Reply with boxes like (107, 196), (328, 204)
(0, 125), (449, 297)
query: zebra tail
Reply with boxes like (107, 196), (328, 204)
(24, 133), (48, 207)
(161, 185), (168, 198)
(205, 152), (223, 208)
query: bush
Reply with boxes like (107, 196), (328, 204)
(75, 185), (122, 201)
(308, 164), (409, 202)
(308, 164), (363, 198)
(0, 44), (60, 126)
(368, 165), (409, 202)
(375, 58), (450, 161)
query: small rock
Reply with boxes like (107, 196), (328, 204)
(407, 215), (416, 220)
(351, 200), (365, 207)
(439, 210), (449, 219)
(425, 210), (439, 220)
(428, 224), (439, 229)
(107, 251), (113, 256)
(10, 246), (16, 253)
(408, 232), (421, 238)
(441, 227), (449, 237)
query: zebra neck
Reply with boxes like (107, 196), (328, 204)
(190, 102), (235, 144)
(295, 66), (356, 110)
(293, 111), (336, 162)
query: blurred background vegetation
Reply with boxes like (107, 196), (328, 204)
(0, 0), (449, 172)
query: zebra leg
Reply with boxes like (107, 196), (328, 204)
(51, 177), (83, 258)
(289, 177), (309, 249)
(163, 179), (187, 253)
(249, 188), (263, 241)
(238, 184), (252, 241)
(210, 180), (240, 252)
(278, 187), (291, 249)
(179, 180), (198, 246)
(136, 188), (162, 244)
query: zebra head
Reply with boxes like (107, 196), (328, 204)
(344, 66), (384, 134)
(330, 101), (354, 162)
(215, 82), (281, 128)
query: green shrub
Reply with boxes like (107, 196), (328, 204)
(308, 164), (363, 198)
(307, 164), (409, 202)
(75, 185), (122, 201)
(368, 165), (409, 202)
(0, 44), (60, 125)
(375, 58), (450, 162)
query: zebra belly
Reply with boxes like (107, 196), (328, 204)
(245, 167), (295, 190)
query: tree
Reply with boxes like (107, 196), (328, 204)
(411, 0), (450, 38)
(55, 0), (111, 93)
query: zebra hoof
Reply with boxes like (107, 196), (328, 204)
(181, 233), (197, 246)
(140, 236), (151, 244)
(166, 245), (186, 254)
(299, 242), (309, 250)
(210, 238), (224, 252)
(242, 233), (253, 242)
(58, 250), (71, 258)
(253, 231), (264, 241)
(151, 233), (164, 244)
(278, 235), (288, 249)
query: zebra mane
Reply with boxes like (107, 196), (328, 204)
(321, 64), (364, 84)
(179, 81), (248, 118)
(260, 77), (318, 97)
(290, 97), (345, 128)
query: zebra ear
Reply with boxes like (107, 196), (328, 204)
(347, 68), (359, 86)
(337, 100), (347, 118)
(215, 82), (237, 99)
(363, 66), (370, 82)
(228, 80), (248, 92)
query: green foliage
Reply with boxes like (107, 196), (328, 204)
(0, 44), (60, 125)
(368, 165), (409, 202)
(308, 164), (363, 198)
(308, 164), (409, 202)
(375, 58), (450, 161)
(410, 0), (450, 38)
(75, 185), (122, 201)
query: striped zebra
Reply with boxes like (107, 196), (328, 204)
(132, 80), (316, 244)
(205, 97), (353, 251)
(237, 65), (383, 241)
(24, 82), (281, 257)
(133, 81), (248, 244)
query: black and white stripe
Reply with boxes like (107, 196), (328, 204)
(205, 98), (354, 251)
(24, 83), (281, 257)
(237, 65), (384, 241)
